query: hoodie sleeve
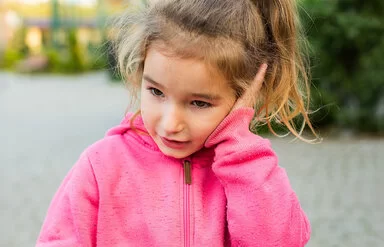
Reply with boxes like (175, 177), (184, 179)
(36, 151), (98, 247)
(204, 108), (311, 247)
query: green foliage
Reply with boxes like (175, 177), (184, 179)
(42, 29), (105, 74)
(0, 27), (29, 69)
(86, 42), (108, 71)
(105, 40), (122, 82)
(301, 0), (384, 133)
(0, 48), (25, 69)
(64, 29), (85, 73)
(43, 47), (66, 73)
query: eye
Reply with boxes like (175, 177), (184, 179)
(191, 100), (211, 108)
(148, 87), (164, 97)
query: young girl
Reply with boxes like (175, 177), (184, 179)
(37, 0), (318, 246)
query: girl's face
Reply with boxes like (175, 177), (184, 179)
(140, 47), (236, 159)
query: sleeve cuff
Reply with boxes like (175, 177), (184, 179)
(204, 107), (255, 148)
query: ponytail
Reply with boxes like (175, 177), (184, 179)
(251, 0), (319, 142)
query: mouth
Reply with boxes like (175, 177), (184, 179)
(160, 137), (190, 149)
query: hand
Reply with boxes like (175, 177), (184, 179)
(231, 63), (268, 111)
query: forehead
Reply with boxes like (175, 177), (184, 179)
(143, 46), (233, 95)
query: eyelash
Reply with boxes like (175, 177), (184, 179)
(147, 87), (212, 109)
(191, 101), (212, 108)
(148, 87), (164, 97)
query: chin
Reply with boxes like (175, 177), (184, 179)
(165, 151), (190, 159)
(160, 148), (191, 159)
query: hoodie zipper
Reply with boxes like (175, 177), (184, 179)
(183, 160), (192, 247)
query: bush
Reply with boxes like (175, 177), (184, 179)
(86, 42), (108, 71)
(42, 29), (89, 74)
(0, 48), (26, 69)
(301, 0), (384, 133)
(64, 29), (85, 73)
(0, 27), (29, 69)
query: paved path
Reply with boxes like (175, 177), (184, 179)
(1, 72), (383, 247)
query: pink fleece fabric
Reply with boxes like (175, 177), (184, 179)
(36, 108), (311, 247)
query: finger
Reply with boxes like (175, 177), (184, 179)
(231, 63), (268, 110)
(249, 63), (268, 95)
(234, 63), (268, 109)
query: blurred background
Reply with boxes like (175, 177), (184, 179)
(0, 0), (383, 246)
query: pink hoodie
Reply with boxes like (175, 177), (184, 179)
(36, 108), (310, 247)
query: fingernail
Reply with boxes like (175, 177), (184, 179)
(262, 63), (268, 70)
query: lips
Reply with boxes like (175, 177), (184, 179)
(160, 137), (189, 149)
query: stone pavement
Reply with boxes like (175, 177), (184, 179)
(0, 71), (383, 247)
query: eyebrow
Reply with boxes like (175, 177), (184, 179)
(191, 92), (221, 101)
(143, 75), (162, 88)
(143, 74), (222, 101)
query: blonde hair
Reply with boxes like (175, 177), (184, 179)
(113, 0), (319, 142)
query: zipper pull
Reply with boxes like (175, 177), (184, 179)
(183, 160), (192, 185)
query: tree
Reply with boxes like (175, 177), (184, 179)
(301, 0), (384, 133)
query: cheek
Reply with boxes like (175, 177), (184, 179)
(141, 110), (157, 136)
(140, 91), (153, 114)
(140, 94), (153, 127)
(191, 115), (223, 139)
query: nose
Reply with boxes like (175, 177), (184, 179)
(161, 104), (185, 135)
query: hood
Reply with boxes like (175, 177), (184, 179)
(105, 112), (160, 152)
